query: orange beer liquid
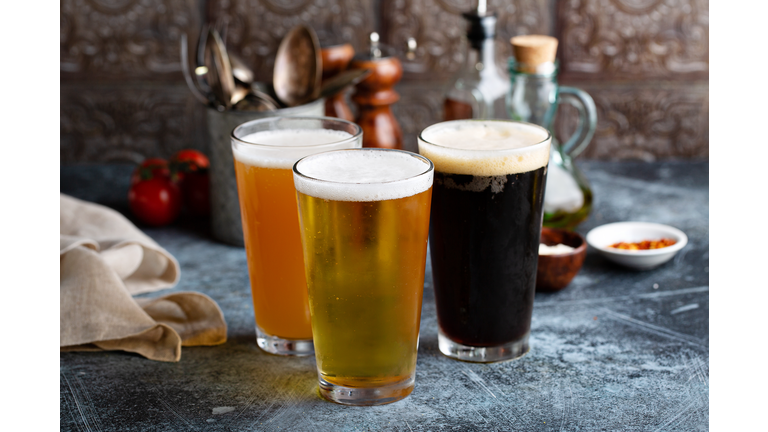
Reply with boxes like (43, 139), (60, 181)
(234, 160), (312, 339)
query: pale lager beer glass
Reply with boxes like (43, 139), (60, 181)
(293, 149), (434, 405)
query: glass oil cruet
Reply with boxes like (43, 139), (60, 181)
(506, 35), (597, 229)
(443, 0), (510, 121)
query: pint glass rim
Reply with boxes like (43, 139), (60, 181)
(293, 148), (434, 187)
(417, 119), (552, 153)
(231, 116), (363, 150)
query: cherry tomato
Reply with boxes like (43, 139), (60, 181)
(181, 170), (210, 216)
(131, 158), (170, 185)
(170, 149), (211, 217)
(128, 177), (182, 226)
(169, 149), (209, 182)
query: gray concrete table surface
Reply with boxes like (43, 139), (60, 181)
(60, 161), (709, 432)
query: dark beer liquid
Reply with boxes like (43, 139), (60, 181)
(429, 167), (547, 346)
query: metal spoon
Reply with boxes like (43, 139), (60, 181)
(204, 29), (235, 110)
(230, 84), (250, 106)
(194, 23), (212, 93)
(180, 33), (211, 105)
(273, 25), (321, 107)
(248, 84), (280, 110)
(230, 53), (255, 85)
(234, 93), (277, 112)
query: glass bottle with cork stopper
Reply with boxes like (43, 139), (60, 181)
(507, 35), (597, 229)
(443, 0), (510, 120)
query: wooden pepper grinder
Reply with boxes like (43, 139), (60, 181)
(349, 32), (403, 150)
(320, 43), (355, 121)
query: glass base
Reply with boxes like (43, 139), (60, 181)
(318, 375), (415, 406)
(256, 326), (314, 356)
(438, 329), (530, 363)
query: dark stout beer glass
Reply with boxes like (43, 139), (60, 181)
(418, 120), (551, 362)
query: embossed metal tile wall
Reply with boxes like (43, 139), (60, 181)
(60, 0), (708, 163)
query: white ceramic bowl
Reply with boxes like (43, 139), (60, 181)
(586, 222), (688, 270)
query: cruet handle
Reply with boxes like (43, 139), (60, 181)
(558, 86), (597, 158)
(470, 88), (487, 120)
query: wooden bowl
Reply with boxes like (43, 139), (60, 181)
(536, 227), (587, 292)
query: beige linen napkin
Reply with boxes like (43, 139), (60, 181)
(60, 194), (226, 362)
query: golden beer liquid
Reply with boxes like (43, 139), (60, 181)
(296, 188), (432, 388)
(234, 160), (312, 340)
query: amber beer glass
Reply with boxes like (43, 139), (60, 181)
(293, 149), (434, 405)
(231, 117), (362, 356)
(418, 120), (551, 363)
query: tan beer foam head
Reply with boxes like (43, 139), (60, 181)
(232, 129), (359, 169)
(293, 149), (434, 202)
(418, 120), (550, 176)
(510, 35), (558, 74)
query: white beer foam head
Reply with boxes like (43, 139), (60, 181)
(233, 129), (359, 169)
(293, 149), (434, 202)
(418, 120), (551, 176)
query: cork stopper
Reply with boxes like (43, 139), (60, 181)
(510, 35), (558, 74)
